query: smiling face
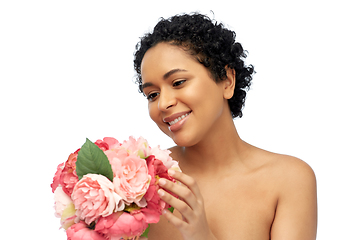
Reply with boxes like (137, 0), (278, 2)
(140, 42), (234, 147)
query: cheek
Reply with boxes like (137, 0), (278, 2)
(186, 81), (217, 106)
(148, 104), (158, 122)
(149, 112), (171, 138)
(148, 104), (168, 131)
(181, 82), (206, 105)
(192, 83), (225, 116)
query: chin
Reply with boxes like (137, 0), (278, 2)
(157, 124), (200, 147)
(171, 133), (201, 148)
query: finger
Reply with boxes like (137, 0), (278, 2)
(158, 178), (198, 212)
(161, 206), (188, 230)
(158, 188), (194, 221)
(158, 189), (192, 217)
(168, 170), (203, 201)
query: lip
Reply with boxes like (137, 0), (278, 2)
(163, 111), (192, 132)
(163, 111), (192, 123)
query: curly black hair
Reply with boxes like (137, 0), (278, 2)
(134, 13), (254, 118)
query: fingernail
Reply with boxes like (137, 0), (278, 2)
(159, 178), (166, 186)
(158, 189), (164, 197)
(168, 169), (175, 176)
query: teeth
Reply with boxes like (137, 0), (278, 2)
(168, 113), (189, 126)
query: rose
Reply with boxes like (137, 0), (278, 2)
(141, 155), (178, 223)
(94, 140), (110, 151)
(72, 174), (124, 225)
(105, 146), (150, 206)
(66, 221), (106, 240)
(111, 154), (151, 206)
(121, 136), (151, 159)
(95, 211), (148, 239)
(104, 145), (129, 167)
(149, 146), (181, 173)
(53, 186), (76, 230)
(95, 137), (121, 151)
(51, 162), (64, 193)
(149, 146), (172, 168)
(59, 153), (79, 197)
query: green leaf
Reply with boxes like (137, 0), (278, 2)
(76, 138), (113, 181)
(141, 224), (150, 238)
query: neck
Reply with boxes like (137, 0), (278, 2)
(179, 118), (251, 176)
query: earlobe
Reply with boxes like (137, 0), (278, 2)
(223, 66), (236, 99)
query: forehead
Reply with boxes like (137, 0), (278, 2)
(140, 43), (198, 81)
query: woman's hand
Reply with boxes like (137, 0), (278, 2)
(157, 170), (216, 240)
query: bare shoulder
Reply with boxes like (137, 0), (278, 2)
(252, 145), (316, 184)
(268, 152), (316, 188)
(258, 150), (318, 239)
(251, 147), (317, 206)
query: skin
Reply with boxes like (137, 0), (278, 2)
(140, 42), (317, 240)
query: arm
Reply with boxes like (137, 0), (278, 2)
(270, 158), (317, 240)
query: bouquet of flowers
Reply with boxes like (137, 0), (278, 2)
(51, 136), (180, 240)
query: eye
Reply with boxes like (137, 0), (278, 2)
(146, 92), (159, 102)
(173, 80), (186, 87)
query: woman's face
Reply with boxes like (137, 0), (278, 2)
(140, 42), (231, 147)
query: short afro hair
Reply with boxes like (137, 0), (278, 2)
(134, 13), (254, 118)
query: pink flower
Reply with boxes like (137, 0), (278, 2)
(138, 207), (162, 224)
(51, 136), (182, 239)
(149, 146), (172, 167)
(59, 153), (79, 197)
(72, 174), (124, 225)
(149, 146), (181, 172)
(54, 186), (76, 230)
(95, 211), (148, 239)
(51, 162), (64, 193)
(95, 137), (121, 151)
(95, 140), (110, 151)
(111, 155), (151, 206)
(142, 155), (178, 223)
(146, 155), (176, 187)
(105, 146), (129, 167)
(121, 136), (151, 159)
(66, 221), (106, 240)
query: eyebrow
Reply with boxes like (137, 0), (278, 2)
(163, 68), (187, 80)
(141, 68), (187, 91)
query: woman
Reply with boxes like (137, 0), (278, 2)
(134, 13), (317, 240)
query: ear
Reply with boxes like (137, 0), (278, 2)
(223, 66), (236, 99)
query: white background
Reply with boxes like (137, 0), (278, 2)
(0, 1), (359, 239)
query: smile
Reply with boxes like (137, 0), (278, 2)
(168, 112), (190, 126)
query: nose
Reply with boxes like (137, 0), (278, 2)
(158, 88), (177, 111)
